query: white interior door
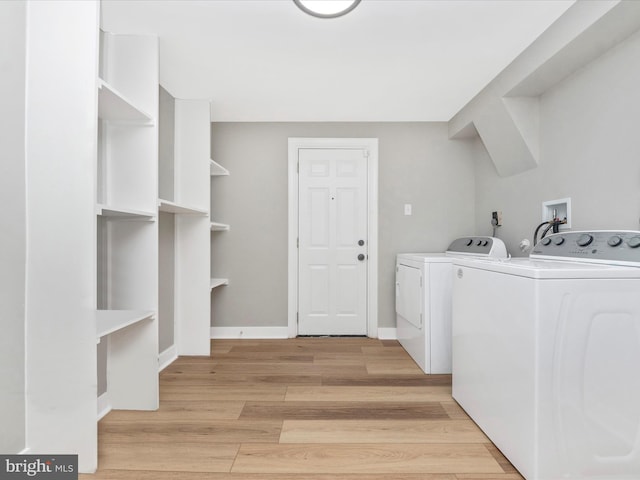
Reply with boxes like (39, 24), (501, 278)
(298, 148), (368, 335)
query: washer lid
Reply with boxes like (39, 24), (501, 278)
(452, 256), (640, 279)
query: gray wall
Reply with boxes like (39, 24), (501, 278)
(211, 123), (476, 329)
(0, 0), (26, 452)
(474, 29), (640, 255)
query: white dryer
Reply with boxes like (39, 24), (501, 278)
(452, 230), (640, 480)
(395, 236), (507, 374)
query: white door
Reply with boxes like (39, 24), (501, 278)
(298, 148), (368, 335)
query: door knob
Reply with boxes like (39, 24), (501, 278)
(358, 240), (365, 246)
(358, 254), (365, 261)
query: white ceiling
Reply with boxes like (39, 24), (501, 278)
(101, 0), (574, 122)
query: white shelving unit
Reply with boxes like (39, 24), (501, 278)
(98, 79), (152, 123)
(210, 278), (229, 290)
(210, 158), (230, 176)
(96, 30), (159, 422)
(96, 203), (156, 219)
(96, 310), (155, 338)
(158, 99), (211, 358)
(95, 310), (158, 411)
(24, 5), (160, 473)
(158, 199), (208, 215)
(210, 221), (230, 231)
(24, 1), (100, 473)
(210, 152), (230, 334)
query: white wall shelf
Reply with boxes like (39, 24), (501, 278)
(210, 221), (230, 231)
(96, 204), (156, 220)
(96, 310), (155, 339)
(158, 99), (211, 357)
(96, 308), (158, 413)
(95, 29), (160, 438)
(210, 159), (229, 176)
(158, 199), (208, 215)
(210, 151), (229, 337)
(210, 278), (229, 290)
(98, 79), (152, 123)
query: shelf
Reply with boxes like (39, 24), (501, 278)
(98, 79), (153, 123)
(96, 204), (156, 220)
(96, 310), (155, 339)
(210, 222), (230, 231)
(158, 199), (208, 215)
(210, 159), (230, 176)
(210, 278), (229, 290)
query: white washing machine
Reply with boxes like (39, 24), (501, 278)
(395, 236), (507, 374)
(452, 230), (640, 480)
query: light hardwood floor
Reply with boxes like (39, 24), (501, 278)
(83, 338), (523, 479)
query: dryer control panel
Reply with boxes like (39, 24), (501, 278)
(532, 230), (640, 264)
(446, 237), (507, 258)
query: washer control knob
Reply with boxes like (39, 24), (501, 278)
(628, 236), (640, 248)
(577, 234), (594, 247)
(541, 237), (552, 246)
(553, 236), (565, 246)
(466, 239), (473, 246)
(482, 240), (488, 247)
(477, 240), (482, 246)
(608, 235), (623, 247)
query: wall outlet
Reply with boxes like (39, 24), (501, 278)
(492, 211), (503, 226)
(404, 204), (412, 216)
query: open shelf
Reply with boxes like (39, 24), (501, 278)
(96, 310), (155, 339)
(210, 221), (230, 231)
(98, 79), (153, 123)
(210, 278), (229, 290)
(96, 204), (156, 220)
(210, 159), (230, 176)
(158, 199), (208, 215)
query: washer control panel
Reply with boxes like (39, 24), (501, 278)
(447, 236), (507, 258)
(532, 231), (640, 263)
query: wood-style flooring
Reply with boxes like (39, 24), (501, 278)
(82, 338), (523, 479)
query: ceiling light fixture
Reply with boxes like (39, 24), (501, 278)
(293, 0), (362, 19)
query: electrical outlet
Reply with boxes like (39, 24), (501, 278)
(492, 211), (503, 226)
(404, 204), (412, 216)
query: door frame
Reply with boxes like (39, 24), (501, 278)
(287, 137), (378, 338)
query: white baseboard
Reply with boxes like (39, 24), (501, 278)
(211, 326), (289, 339)
(158, 345), (178, 372)
(211, 326), (395, 340)
(377, 327), (397, 340)
(97, 392), (111, 421)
